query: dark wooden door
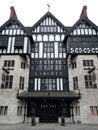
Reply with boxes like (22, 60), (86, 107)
(39, 100), (58, 122)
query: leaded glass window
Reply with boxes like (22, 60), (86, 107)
(43, 43), (54, 53)
(44, 59), (54, 70)
(90, 106), (98, 116)
(83, 60), (94, 67)
(4, 60), (15, 67)
(19, 77), (25, 90)
(58, 43), (65, 53)
(34, 43), (39, 53)
(0, 106), (8, 115)
(40, 26), (57, 32)
(1, 75), (13, 89)
(84, 75), (97, 89)
(55, 60), (62, 70)
(14, 36), (24, 48)
(0, 36), (8, 48)
(73, 76), (78, 90)
(41, 78), (56, 91)
(31, 60), (42, 71)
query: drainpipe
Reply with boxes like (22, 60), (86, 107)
(23, 100), (26, 123)
(71, 102), (75, 123)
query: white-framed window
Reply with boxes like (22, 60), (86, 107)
(37, 35), (42, 41)
(43, 35), (48, 41)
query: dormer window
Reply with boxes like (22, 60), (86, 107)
(0, 36), (8, 48)
(14, 36), (24, 48)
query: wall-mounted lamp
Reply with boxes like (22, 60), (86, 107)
(2, 67), (9, 74)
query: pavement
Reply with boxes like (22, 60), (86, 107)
(0, 123), (98, 130)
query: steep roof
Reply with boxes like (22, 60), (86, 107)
(30, 11), (67, 32)
(63, 5), (98, 44)
(0, 6), (31, 36)
(66, 5), (98, 35)
(67, 16), (98, 36)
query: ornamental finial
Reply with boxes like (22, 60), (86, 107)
(47, 2), (50, 11)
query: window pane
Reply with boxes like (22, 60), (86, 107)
(0, 36), (8, 47)
(41, 79), (56, 91)
(15, 36), (24, 48)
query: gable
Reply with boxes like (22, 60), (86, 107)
(65, 17), (98, 54)
(70, 17), (98, 35)
(0, 18), (33, 55)
(0, 18), (29, 36)
(31, 12), (66, 33)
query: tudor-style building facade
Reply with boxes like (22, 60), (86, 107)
(0, 5), (98, 124)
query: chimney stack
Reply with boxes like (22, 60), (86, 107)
(10, 6), (17, 19)
(80, 5), (88, 18)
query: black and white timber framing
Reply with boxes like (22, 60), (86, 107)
(1, 5), (98, 124)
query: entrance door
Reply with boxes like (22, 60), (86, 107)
(39, 100), (58, 123)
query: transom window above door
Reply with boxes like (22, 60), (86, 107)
(41, 78), (56, 91)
